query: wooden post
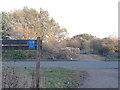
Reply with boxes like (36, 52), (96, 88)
(36, 37), (41, 88)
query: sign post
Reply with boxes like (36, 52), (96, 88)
(36, 37), (42, 88)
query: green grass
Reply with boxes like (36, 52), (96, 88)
(2, 58), (82, 61)
(2, 55), (84, 61)
(89, 54), (119, 61)
(2, 50), (36, 61)
(14, 67), (87, 88)
(105, 57), (120, 61)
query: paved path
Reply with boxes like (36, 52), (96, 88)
(78, 69), (118, 88)
(78, 55), (118, 88)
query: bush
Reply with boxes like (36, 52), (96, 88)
(3, 50), (26, 60)
(59, 47), (80, 59)
(90, 38), (118, 56)
(106, 52), (118, 59)
(2, 67), (30, 88)
(2, 47), (80, 60)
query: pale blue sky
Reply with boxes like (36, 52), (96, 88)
(0, 0), (119, 38)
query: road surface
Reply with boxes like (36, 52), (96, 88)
(3, 61), (118, 69)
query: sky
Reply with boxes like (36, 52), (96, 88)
(0, 0), (119, 38)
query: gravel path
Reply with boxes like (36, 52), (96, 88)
(79, 55), (118, 88)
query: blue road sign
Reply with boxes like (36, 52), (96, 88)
(29, 40), (35, 49)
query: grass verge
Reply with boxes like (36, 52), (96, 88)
(2, 54), (84, 61)
(89, 54), (119, 61)
(14, 67), (87, 88)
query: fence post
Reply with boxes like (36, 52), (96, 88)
(36, 37), (42, 88)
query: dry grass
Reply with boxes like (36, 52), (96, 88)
(89, 54), (105, 61)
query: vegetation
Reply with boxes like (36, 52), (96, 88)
(1, 12), (12, 39)
(66, 33), (95, 50)
(66, 34), (119, 61)
(3, 67), (87, 88)
(90, 38), (118, 61)
(1, 7), (81, 60)
(1, 7), (68, 40)
(1, 7), (119, 61)
(72, 33), (95, 40)
(2, 34), (119, 61)
(2, 66), (30, 88)
(2, 50), (36, 61)
(2, 50), (83, 61)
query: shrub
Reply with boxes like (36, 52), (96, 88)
(106, 52), (118, 59)
(90, 38), (118, 56)
(2, 67), (30, 88)
(2, 50), (37, 60)
(59, 47), (80, 59)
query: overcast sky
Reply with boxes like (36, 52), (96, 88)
(0, 0), (119, 38)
